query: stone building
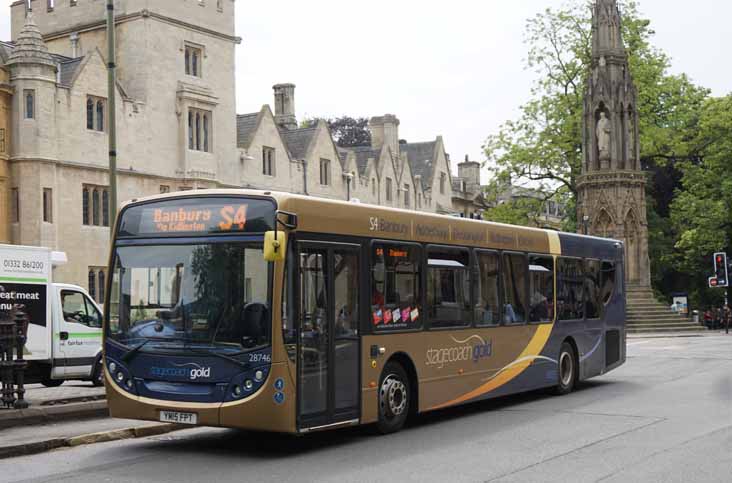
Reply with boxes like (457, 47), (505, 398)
(0, 50), (11, 244)
(1, 0), (241, 302)
(451, 155), (566, 229)
(577, 0), (651, 287)
(0, 0), (458, 302)
(236, 87), (455, 214)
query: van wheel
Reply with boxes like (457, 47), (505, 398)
(554, 341), (577, 395)
(376, 362), (410, 434)
(41, 378), (64, 388)
(91, 356), (104, 387)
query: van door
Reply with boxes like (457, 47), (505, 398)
(57, 288), (103, 377)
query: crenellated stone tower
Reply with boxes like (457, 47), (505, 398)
(577, 0), (651, 288)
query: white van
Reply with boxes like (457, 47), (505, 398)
(0, 244), (103, 387)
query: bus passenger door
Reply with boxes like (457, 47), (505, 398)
(297, 243), (360, 430)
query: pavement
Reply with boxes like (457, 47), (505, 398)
(0, 382), (106, 430)
(0, 333), (730, 482)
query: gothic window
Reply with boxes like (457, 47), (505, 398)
(319, 159), (331, 186)
(0, 128), (5, 153)
(404, 184), (410, 207)
(102, 190), (110, 227)
(385, 178), (393, 202)
(440, 172), (446, 195)
(47, 0), (54, 12)
(82, 187), (90, 225)
(188, 109), (212, 152)
(88, 270), (96, 301)
(217, 0), (223, 11)
(203, 115), (209, 152)
(87, 267), (108, 304)
(86, 96), (106, 132)
(83, 185), (110, 227)
(371, 178), (376, 196)
(70, 1), (78, 6)
(160, 185), (170, 194)
(98, 270), (106, 304)
(96, 100), (104, 131)
(11, 188), (19, 223)
(188, 112), (194, 149)
(195, 113), (201, 150)
(262, 147), (275, 176)
(24, 90), (34, 119)
(92, 189), (100, 226)
(43, 188), (53, 223)
(185, 45), (203, 77)
(86, 99), (94, 129)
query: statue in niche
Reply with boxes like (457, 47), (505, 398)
(596, 111), (611, 162)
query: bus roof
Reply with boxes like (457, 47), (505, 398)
(119, 189), (621, 255)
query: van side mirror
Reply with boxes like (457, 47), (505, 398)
(263, 231), (286, 262)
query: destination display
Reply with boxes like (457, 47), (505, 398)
(118, 197), (275, 237)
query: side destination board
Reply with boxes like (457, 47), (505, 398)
(287, 197), (549, 253)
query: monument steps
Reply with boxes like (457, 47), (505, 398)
(625, 287), (705, 333)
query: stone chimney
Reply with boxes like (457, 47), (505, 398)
(458, 155), (481, 192)
(370, 114), (399, 156)
(273, 83), (297, 130)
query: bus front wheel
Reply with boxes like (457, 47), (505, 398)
(377, 362), (410, 434)
(554, 341), (577, 395)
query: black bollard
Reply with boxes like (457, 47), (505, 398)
(0, 318), (15, 409)
(13, 310), (30, 410)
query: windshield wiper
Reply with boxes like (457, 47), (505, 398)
(186, 348), (249, 369)
(122, 339), (150, 363)
(120, 337), (187, 363)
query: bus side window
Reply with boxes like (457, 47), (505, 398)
(427, 246), (471, 329)
(371, 242), (421, 330)
(501, 252), (528, 324)
(600, 261), (616, 305)
(585, 259), (602, 319)
(475, 250), (500, 327)
(528, 255), (554, 323)
(557, 258), (584, 321)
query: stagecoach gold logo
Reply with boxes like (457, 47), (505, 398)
(425, 335), (492, 369)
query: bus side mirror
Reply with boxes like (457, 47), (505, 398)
(264, 231), (287, 262)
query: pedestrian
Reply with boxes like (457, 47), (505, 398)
(703, 309), (713, 330)
(724, 305), (731, 335)
(715, 307), (723, 330)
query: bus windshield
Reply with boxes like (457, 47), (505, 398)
(107, 242), (270, 354)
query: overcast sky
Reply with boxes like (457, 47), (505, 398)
(1, 1), (729, 182)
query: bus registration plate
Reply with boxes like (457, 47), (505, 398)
(159, 410), (198, 425)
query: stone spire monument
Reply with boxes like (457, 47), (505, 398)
(577, 0), (651, 288)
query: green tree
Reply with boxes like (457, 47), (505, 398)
(483, 1), (708, 231)
(301, 116), (372, 147)
(670, 95), (732, 306)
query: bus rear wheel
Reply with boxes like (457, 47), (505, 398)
(554, 341), (577, 395)
(377, 362), (410, 434)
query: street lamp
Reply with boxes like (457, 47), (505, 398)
(583, 215), (590, 235)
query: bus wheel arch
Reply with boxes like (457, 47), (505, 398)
(376, 353), (417, 434)
(387, 352), (419, 418)
(555, 337), (579, 395)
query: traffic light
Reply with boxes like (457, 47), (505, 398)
(713, 252), (728, 287)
